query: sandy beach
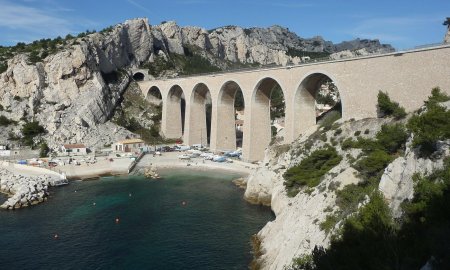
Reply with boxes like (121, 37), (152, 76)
(57, 156), (134, 180)
(136, 152), (258, 176)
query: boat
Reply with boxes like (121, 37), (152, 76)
(178, 154), (191, 160)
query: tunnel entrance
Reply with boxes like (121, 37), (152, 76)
(133, 72), (145, 81)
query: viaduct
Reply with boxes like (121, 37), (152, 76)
(136, 44), (450, 162)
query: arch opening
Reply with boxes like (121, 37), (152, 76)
(188, 83), (211, 146)
(247, 77), (285, 161)
(146, 86), (163, 105)
(293, 73), (341, 138)
(133, 72), (145, 81)
(215, 81), (245, 152)
(164, 85), (185, 139)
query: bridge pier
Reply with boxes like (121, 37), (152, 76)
(161, 85), (184, 140)
(184, 83), (210, 146)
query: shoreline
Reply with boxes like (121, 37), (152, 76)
(136, 152), (257, 177)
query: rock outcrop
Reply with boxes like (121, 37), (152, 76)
(245, 115), (448, 270)
(0, 168), (66, 209)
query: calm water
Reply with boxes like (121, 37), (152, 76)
(0, 170), (273, 270)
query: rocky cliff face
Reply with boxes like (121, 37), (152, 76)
(0, 18), (393, 149)
(244, 115), (449, 270)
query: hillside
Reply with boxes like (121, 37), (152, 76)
(0, 18), (393, 151)
(245, 89), (450, 270)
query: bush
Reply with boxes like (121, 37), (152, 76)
(0, 115), (13, 126)
(354, 149), (393, 179)
(320, 214), (339, 234)
(407, 89), (450, 156)
(354, 130), (361, 136)
(375, 123), (408, 154)
(21, 121), (46, 146)
(377, 91), (407, 119)
(284, 146), (342, 193)
(39, 142), (50, 158)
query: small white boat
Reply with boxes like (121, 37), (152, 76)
(178, 154), (191, 160)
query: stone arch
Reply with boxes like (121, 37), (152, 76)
(146, 86), (162, 105)
(214, 80), (245, 151)
(133, 72), (145, 81)
(246, 77), (286, 161)
(292, 72), (342, 138)
(161, 85), (185, 139)
(186, 83), (212, 146)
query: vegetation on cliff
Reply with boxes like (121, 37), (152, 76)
(288, 88), (450, 270)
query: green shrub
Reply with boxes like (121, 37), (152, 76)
(407, 88), (450, 156)
(0, 104), (3, 111)
(320, 214), (339, 234)
(376, 123), (408, 154)
(425, 87), (450, 106)
(284, 146), (342, 193)
(319, 110), (341, 131)
(354, 149), (393, 179)
(13, 95), (21, 101)
(364, 129), (370, 134)
(354, 130), (361, 136)
(334, 128), (342, 136)
(377, 91), (407, 119)
(0, 115), (13, 126)
(39, 142), (50, 158)
(21, 121), (46, 146)
(341, 138), (356, 150)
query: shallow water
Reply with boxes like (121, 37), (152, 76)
(0, 170), (273, 270)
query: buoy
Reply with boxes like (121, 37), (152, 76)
(115, 218), (120, 224)
(54, 234), (59, 239)
(182, 201), (187, 206)
(93, 202), (96, 206)
(129, 193), (132, 197)
(74, 190), (77, 193)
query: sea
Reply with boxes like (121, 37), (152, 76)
(0, 170), (274, 270)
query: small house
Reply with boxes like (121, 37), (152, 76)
(62, 144), (87, 156)
(114, 139), (145, 153)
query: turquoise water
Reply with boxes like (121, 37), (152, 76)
(0, 170), (273, 270)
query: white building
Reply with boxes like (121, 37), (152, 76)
(113, 139), (145, 153)
(61, 144), (88, 156)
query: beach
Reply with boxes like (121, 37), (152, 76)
(136, 152), (258, 176)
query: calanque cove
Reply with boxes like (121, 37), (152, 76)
(0, 16), (450, 270)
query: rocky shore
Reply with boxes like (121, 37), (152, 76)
(0, 168), (66, 210)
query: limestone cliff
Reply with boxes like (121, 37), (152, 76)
(0, 18), (393, 148)
(245, 114), (449, 270)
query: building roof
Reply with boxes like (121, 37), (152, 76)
(235, 120), (244, 125)
(63, 144), (86, 149)
(118, 139), (144, 144)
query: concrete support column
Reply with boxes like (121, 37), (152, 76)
(211, 82), (239, 151)
(161, 86), (184, 139)
(242, 87), (271, 162)
(184, 84), (210, 146)
(291, 85), (316, 140)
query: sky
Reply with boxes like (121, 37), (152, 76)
(0, 0), (448, 49)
